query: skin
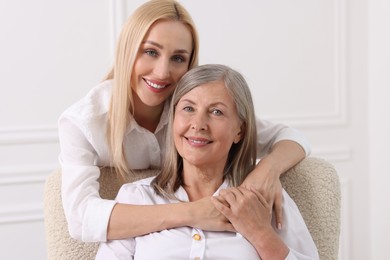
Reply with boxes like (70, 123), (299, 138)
(131, 20), (193, 132)
(174, 81), (243, 201)
(213, 187), (289, 259)
(107, 19), (306, 239)
(175, 81), (289, 258)
(240, 140), (305, 229)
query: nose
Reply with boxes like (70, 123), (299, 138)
(191, 112), (208, 131)
(154, 57), (170, 79)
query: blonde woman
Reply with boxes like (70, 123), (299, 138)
(58, 0), (310, 242)
(96, 64), (318, 259)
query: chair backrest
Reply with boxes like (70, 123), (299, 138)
(44, 157), (340, 260)
(280, 157), (340, 260)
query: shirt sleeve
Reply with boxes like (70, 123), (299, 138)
(58, 114), (116, 242)
(279, 190), (320, 260)
(256, 117), (311, 158)
(95, 183), (144, 259)
(95, 238), (135, 260)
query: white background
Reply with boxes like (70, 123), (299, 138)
(0, 0), (388, 259)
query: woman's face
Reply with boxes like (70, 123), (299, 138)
(173, 81), (243, 170)
(132, 20), (193, 108)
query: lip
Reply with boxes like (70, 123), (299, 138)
(185, 136), (212, 147)
(143, 78), (171, 93)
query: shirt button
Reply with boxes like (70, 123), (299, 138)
(192, 233), (201, 241)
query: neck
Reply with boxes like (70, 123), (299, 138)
(182, 163), (225, 201)
(132, 94), (164, 133)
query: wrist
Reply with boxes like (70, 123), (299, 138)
(172, 202), (194, 227)
(257, 156), (283, 178)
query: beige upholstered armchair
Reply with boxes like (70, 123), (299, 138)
(44, 157), (341, 260)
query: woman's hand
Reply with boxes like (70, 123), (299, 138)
(188, 196), (235, 232)
(212, 187), (289, 259)
(212, 187), (272, 238)
(240, 140), (306, 229)
(240, 158), (283, 230)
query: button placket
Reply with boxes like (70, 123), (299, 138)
(189, 228), (205, 260)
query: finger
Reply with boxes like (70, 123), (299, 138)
(274, 192), (283, 230)
(222, 222), (236, 233)
(250, 186), (272, 213)
(211, 196), (232, 217)
(218, 188), (238, 204)
(213, 194), (230, 207)
(237, 187), (258, 201)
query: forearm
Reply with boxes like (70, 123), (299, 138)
(107, 202), (191, 239)
(260, 140), (306, 177)
(249, 227), (289, 260)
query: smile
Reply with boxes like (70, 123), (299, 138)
(145, 79), (169, 89)
(186, 137), (212, 145)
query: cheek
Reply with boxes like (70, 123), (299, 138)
(131, 60), (142, 88)
(173, 67), (189, 82)
(173, 116), (186, 136)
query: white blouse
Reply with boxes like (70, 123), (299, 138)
(95, 178), (319, 260)
(58, 80), (311, 242)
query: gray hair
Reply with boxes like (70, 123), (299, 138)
(152, 64), (258, 197)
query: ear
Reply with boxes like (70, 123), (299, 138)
(233, 123), (245, 144)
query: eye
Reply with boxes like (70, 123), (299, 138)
(145, 49), (158, 57)
(183, 106), (194, 112)
(211, 109), (223, 116)
(171, 55), (186, 63)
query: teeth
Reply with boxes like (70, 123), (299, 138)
(146, 79), (167, 89)
(189, 138), (209, 144)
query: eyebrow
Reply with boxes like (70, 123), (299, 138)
(142, 40), (191, 54)
(179, 98), (229, 108)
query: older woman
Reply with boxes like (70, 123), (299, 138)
(95, 64), (318, 260)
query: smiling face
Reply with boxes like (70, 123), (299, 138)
(131, 19), (193, 108)
(173, 80), (243, 172)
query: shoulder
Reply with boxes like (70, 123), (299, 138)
(59, 80), (113, 123)
(116, 177), (156, 203)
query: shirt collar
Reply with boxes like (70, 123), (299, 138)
(126, 100), (170, 134)
(175, 179), (231, 202)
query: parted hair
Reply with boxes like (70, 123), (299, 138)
(152, 64), (258, 198)
(105, 0), (199, 180)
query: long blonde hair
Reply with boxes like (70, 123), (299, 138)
(105, 0), (199, 179)
(152, 64), (258, 198)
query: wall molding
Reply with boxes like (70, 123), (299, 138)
(111, 0), (348, 129)
(0, 163), (57, 185)
(0, 204), (43, 224)
(311, 145), (352, 162)
(0, 125), (58, 145)
(251, 0), (348, 128)
(109, 0), (128, 57)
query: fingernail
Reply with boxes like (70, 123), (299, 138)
(278, 223), (282, 230)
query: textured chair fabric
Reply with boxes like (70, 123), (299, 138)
(44, 157), (340, 260)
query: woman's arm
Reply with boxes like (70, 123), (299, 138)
(241, 140), (306, 228)
(108, 197), (234, 239)
(60, 116), (233, 242)
(242, 118), (309, 228)
(212, 187), (319, 260)
(212, 187), (289, 259)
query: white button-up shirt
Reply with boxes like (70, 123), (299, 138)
(58, 80), (311, 242)
(95, 178), (319, 260)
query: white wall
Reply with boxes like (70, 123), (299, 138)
(1, 0), (386, 259)
(0, 1), (111, 259)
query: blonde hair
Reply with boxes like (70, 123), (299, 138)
(152, 64), (258, 197)
(105, 0), (199, 180)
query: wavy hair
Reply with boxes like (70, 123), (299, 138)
(105, 0), (199, 180)
(152, 64), (258, 198)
